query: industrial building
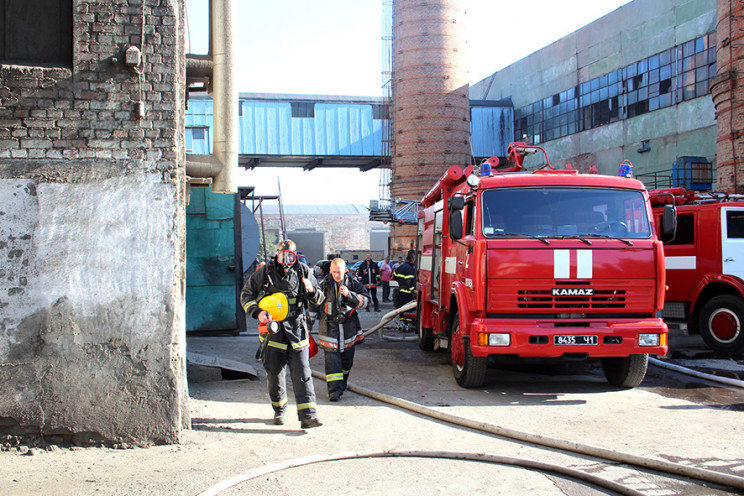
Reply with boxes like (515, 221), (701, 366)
(470, 0), (718, 187)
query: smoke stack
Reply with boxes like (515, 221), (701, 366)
(711, 0), (744, 193)
(390, 0), (470, 252)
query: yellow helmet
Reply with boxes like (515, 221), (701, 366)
(258, 293), (289, 321)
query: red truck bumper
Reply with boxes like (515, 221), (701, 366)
(468, 317), (668, 358)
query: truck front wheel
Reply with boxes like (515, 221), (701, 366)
(601, 354), (648, 388)
(417, 295), (435, 351)
(698, 295), (744, 354)
(450, 316), (487, 388)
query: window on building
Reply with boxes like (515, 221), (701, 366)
(514, 32), (715, 144)
(186, 126), (211, 154)
(0, 0), (72, 66)
(291, 102), (315, 118)
(372, 104), (388, 120)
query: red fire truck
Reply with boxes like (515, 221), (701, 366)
(650, 188), (744, 354)
(415, 143), (672, 388)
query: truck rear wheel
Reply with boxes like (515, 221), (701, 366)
(450, 316), (487, 388)
(698, 295), (744, 354)
(601, 354), (648, 388)
(417, 295), (435, 351)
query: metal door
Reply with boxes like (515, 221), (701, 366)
(721, 207), (744, 281)
(431, 210), (443, 304)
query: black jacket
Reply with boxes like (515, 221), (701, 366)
(357, 259), (381, 286)
(317, 273), (369, 351)
(393, 261), (416, 294)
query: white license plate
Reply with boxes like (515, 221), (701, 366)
(553, 335), (598, 345)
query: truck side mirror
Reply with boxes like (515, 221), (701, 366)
(447, 196), (464, 211)
(449, 210), (463, 240)
(662, 204), (676, 236)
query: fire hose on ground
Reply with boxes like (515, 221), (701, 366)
(202, 306), (744, 494)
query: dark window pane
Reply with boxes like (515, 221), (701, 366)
(727, 211), (744, 238)
(696, 80), (708, 96)
(660, 78), (672, 94)
(1, 0), (73, 65)
(663, 214), (694, 244)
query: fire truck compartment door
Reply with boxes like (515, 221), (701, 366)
(721, 207), (744, 281)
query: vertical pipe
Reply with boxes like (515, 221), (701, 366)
(210, 0), (238, 193)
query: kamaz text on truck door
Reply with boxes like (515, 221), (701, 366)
(416, 143), (671, 388)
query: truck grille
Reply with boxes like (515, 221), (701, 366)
(517, 289), (626, 310)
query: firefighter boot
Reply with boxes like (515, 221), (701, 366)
(300, 416), (323, 429)
(273, 411), (285, 425)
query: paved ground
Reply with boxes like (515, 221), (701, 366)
(2, 298), (744, 495)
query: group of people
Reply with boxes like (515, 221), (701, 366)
(240, 240), (416, 429)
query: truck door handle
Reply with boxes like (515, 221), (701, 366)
(724, 258), (735, 262)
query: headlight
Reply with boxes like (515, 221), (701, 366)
(478, 333), (510, 346)
(638, 333), (660, 346)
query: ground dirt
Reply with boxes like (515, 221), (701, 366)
(2, 299), (743, 495)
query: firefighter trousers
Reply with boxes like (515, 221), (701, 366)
(262, 345), (317, 420)
(323, 346), (355, 396)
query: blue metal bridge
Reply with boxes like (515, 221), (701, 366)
(186, 93), (513, 171)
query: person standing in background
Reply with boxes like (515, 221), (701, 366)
(380, 256), (392, 303)
(356, 253), (381, 312)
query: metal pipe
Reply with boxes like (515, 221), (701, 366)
(186, 0), (238, 193)
(210, 0), (238, 193)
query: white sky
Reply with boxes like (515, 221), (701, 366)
(185, 0), (632, 205)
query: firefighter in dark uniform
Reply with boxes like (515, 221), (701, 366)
(393, 250), (417, 332)
(317, 258), (369, 401)
(241, 240), (325, 429)
(357, 253), (381, 312)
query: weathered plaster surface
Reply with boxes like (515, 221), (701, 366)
(0, 174), (184, 444)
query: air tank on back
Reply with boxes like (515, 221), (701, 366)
(390, 0), (470, 252)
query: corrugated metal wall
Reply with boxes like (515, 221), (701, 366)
(186, 96), (511, 160)
(187, 98), (385, 157)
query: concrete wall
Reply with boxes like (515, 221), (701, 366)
(470, 0), (717, 179)
(0, 1), (188, 445)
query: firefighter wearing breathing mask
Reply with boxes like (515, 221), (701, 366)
(241, 240), (325, 429)
(317, 257), (369, 402)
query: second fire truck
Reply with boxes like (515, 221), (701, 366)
(650, 188), (744, 354)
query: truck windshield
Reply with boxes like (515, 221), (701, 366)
(481, 187), (651, 239)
